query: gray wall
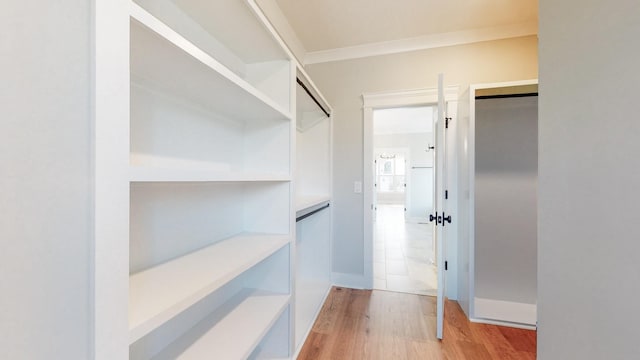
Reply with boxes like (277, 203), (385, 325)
(307, 36), (538, 278)
(0, 1), (92, 358)
(475, 96), (537, 304)
(539, 0), (640, 358)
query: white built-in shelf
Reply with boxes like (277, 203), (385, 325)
(129, 166), (290, 183)
(129, 233), (289, 343)
(133, 0), (287, 69)
(130, 3), (292, 124)
(294, 279), (331, 347)
(152, 290), (290, 360)
(296, 195), (331, 215)
(294, 68), (332, 353)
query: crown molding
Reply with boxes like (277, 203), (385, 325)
(305, 21), (538, 65)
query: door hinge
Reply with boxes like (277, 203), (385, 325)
(445, 117), (452, 129)
(445, 261), (448, 271)
(445, 190), (449, 199)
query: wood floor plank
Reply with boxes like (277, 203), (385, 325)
(442, 301), (474, 344)
(446, 340), (494, 360)
(297, 333), (327, 360)
(312, 286), (349, 335)
(297, 287), (537, 359)
(409, 340), (445, 360)
(498, 326), (537, 354)
(469, 323), (521, 360)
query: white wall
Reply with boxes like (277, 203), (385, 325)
(539, 0), (640, 358)
(0, 1), (92, 358)
(306, 36), (538, 284)
(475, 96), (537, 305)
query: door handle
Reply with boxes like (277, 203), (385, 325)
(430, 213), (451, 225)
(442, 212), (452, 226)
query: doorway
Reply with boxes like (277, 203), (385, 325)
(372, 106), (437, 296)
(363, 85), (458, 340)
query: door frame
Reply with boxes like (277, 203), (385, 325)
(464, 79), (538, 329)
(362, 87), (458, 290)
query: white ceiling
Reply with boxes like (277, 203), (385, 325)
(274, 0), (538, 52)
(373, 106), (433, 135)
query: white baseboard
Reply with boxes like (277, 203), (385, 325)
(473, 297), (537, 328)
(469, 317), (537, 330)
(331, 272), (367, 289)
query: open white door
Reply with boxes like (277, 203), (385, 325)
(434, 74), (447, 339)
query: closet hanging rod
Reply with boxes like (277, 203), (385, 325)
(476, 92), (538, 100)
(296, 203), (330, 222)
(297, 78), (331, 118)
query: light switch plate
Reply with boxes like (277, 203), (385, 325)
(354, 181), (362, 193)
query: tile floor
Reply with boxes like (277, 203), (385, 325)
(373, 204), (438, 296)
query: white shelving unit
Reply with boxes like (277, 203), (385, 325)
(293, 72), (333, 355)
(295, 74), (332, 213)
(150, 290), (290, 360)
(129, 167), (290, 183)
(127, 0), (295, 358)
(129, 233), (289, 343)
(93, 1), (336, 358)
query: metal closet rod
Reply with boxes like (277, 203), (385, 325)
(475, 92), (538, 100)
(296, 203), (330, 222)
(297, 78), (331, 118)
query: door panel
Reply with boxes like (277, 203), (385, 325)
(435, 74), (446, 339)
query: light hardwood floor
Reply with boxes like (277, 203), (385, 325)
(298, 287), (536, 360)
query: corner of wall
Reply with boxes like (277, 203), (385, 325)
(331, 272), (367, 289)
